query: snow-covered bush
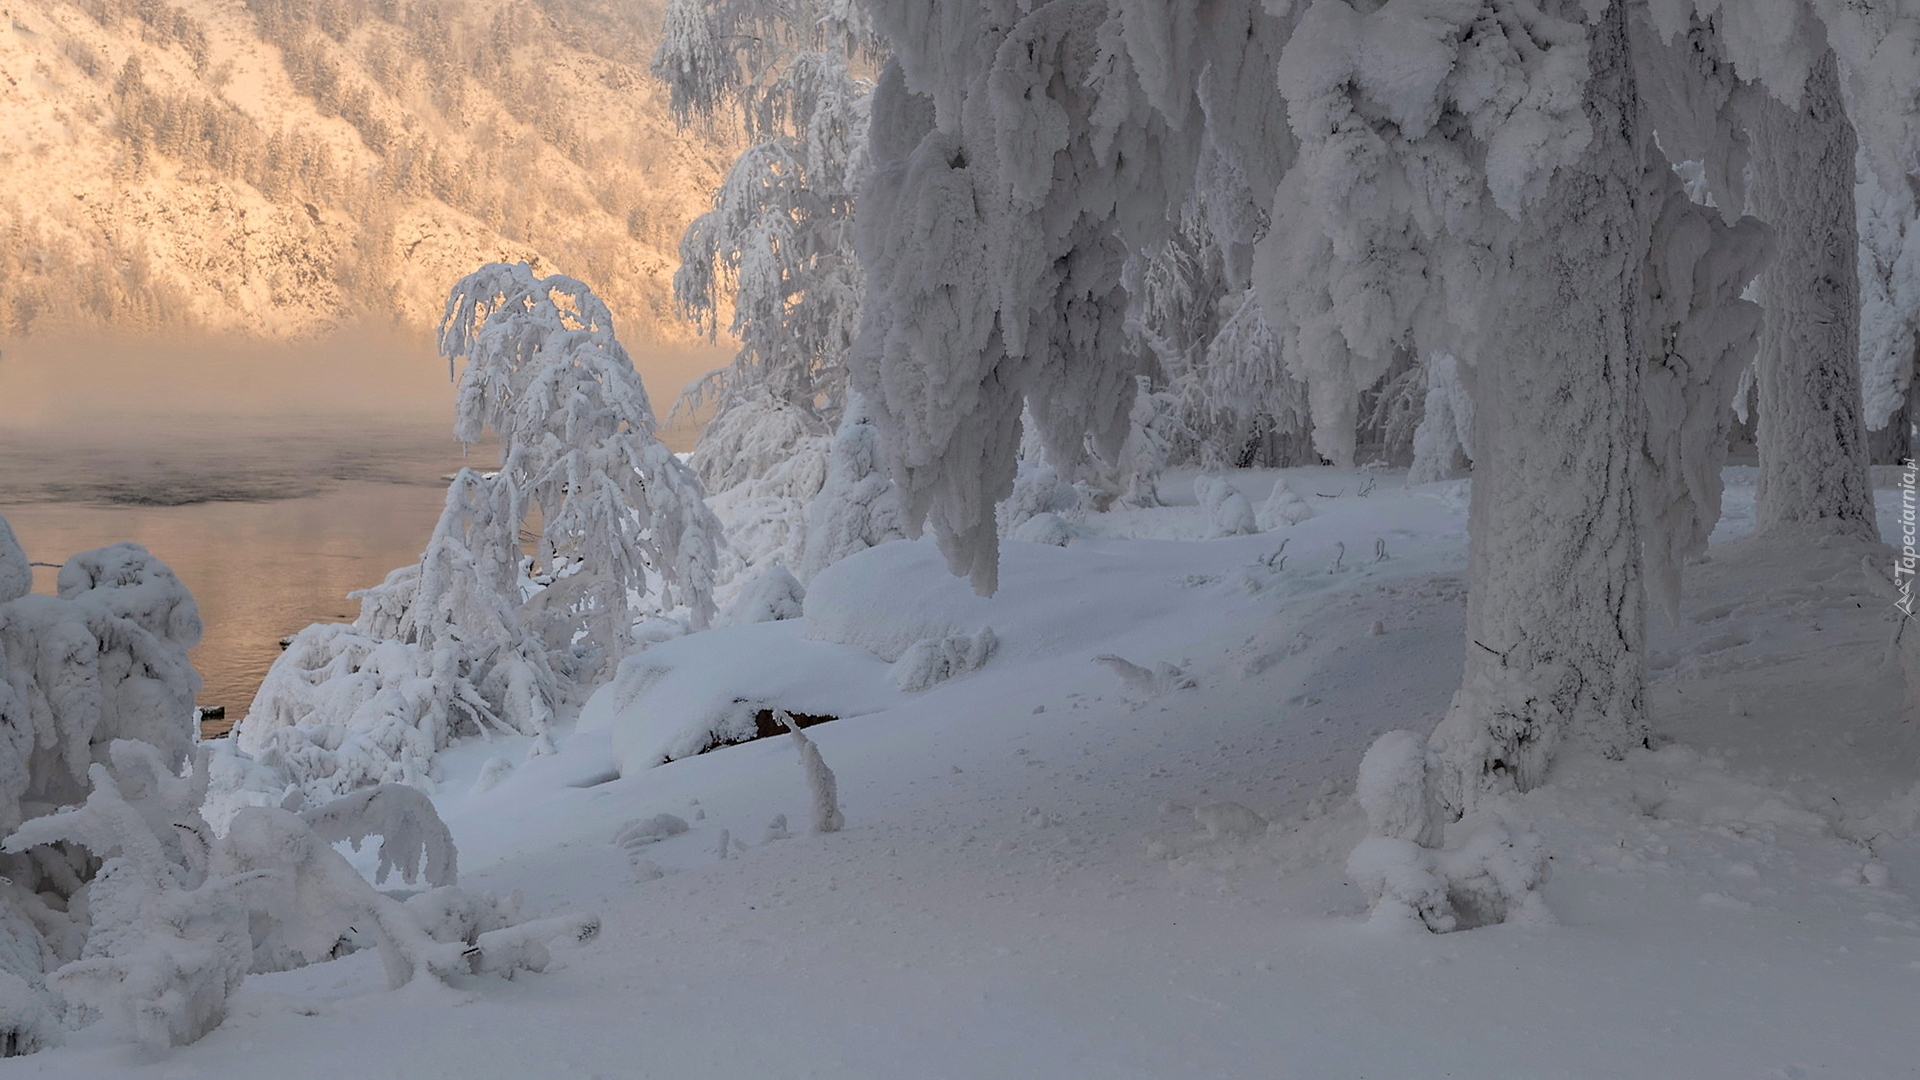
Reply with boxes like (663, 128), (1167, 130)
(0, 528), (200, 833)
(997, 463), (1083, 540)
(690, 388), (831, 498)
(1407, 353), (1473, 486)
(3, 734), (584, 1053)
(1010, 513), (1075, 547)
(889, 628), (997, 692)
(1348, 731), (1548, 933)
(0, 525), (209, 1052)
(1193, 475), (1256, 538)
(1255, 479), (1314, 531)
(233, 623), (452, 803)
(718, 565), (807, 627)
(4, 747), (257, 1052)
(1355, 730), (1442, 848)
(1093, 654), (1196, 703)
(706, 431), (831, 584)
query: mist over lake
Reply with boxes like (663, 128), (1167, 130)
(0, 333), (712, 726)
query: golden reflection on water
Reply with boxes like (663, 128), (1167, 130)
(0, 330), (725, 736)
(5, 482), (451, 734)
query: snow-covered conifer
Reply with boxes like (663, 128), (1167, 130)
(798, 392), (907, 582)
(1407, 354), (1473, 486)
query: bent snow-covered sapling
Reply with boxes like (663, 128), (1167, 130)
(777, 711), (843, 833)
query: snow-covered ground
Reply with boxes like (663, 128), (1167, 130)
(21, 467), (1920, 1078)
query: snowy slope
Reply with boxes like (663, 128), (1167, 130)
(0, 0), (729, 339)
(20, 468), (1920, 1078)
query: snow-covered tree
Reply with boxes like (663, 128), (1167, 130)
(844, 0), (1920, 849)
(1857, 150), (1920, 460)
(658, 0), (877, 473)
(849, 1), (1211, 593)
(1743, 46), (1876, 536)
(234, 265), (724, 807)
(439, 262), (725, 655)
(798, 391), (907, 582)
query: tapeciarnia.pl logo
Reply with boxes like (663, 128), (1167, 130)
(1899, 458), (1917, 619)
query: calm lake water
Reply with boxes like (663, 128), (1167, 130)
(0, 333), (714, 733)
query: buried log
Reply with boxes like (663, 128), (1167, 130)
(682, 701), (838, 759)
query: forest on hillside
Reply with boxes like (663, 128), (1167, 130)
(0, 0), (732, 337)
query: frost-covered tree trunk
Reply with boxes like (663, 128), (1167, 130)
(1427, 6), (1651, 816)
(1746, 48), (1875, 536)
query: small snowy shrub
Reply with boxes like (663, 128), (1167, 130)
(890, 628), (997, 692)
(0, 538), (201, 825)
(706, 431), (831, 583)
(998, 464), (1084, 539)
(0, 970), (58, 1057)
(690, 388), (832, 496)
(1355, 730), (1442, 847)
(718, 565), (807, 627)
(1193, 475), (1256, 537)
(1347, 731), (1548, 933)
(4, 750), (261, 1052)
(1193, 801), (1267, 841)
(1093, 654), (1196, 701)
(1255, 479), (1314, 531)
(234, 624), (454, 803)
(1407, 353), (1474, 485)
(1010, 512), (1075, 546)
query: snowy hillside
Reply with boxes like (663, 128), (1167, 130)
(19, 467), (1920, 1078)
(0, 0), (730, 339)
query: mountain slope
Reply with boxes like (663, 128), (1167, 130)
(0, 0), (729, 339)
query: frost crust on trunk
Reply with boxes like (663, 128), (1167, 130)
(1418, 4), (1651, 815)
(1745, 47), (1875, 537)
